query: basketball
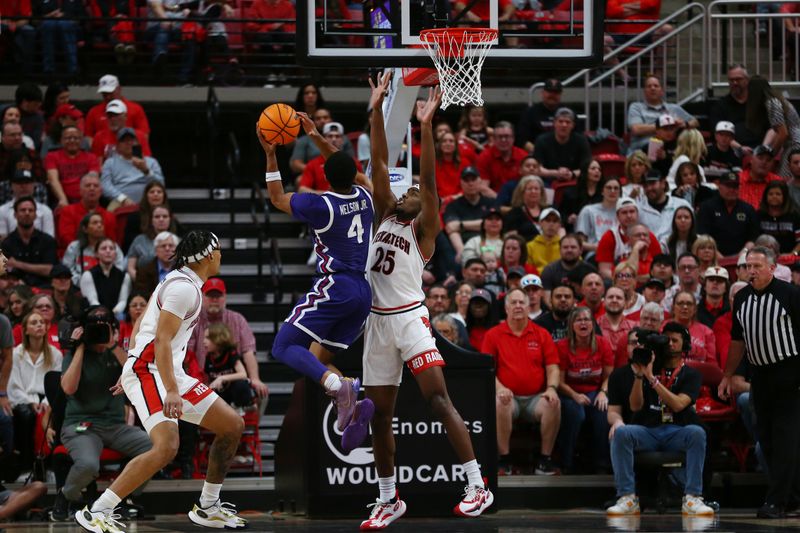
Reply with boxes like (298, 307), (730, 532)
(258, 103), (301, 145)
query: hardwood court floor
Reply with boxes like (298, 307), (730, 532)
(2, 510), (799, 532)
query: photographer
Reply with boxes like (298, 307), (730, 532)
(606, 323), (714, 517)
(52, 306), (151, 520)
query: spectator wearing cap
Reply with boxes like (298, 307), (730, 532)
(34, 0), (83, 76)
(44, 125), (100, 207)
(476, 121), (529, 191)
(466, 287), (498, 352)
(575, 178), (622, 254)
(101, 128), (165, 211)
(533, 107), (592, 187)
(517, 78), (566, 152)
(662, 252), (702, 315)
(298, 122), (363, 194)
(527, 207), (562, 273)
(0, 170), (54, 240)
(627, 75), (698, 154)
(709, 65), (760, 150)
(0, 196), (58, 287)
(697, 266), (730, 329)
(596, 198), (661, 281)
(289, 109), (355, 175)
(444, 167), (495, 263)
(504, 175), (549, 241)
(133, 230), (177, 295)
(185, 277), (268, 398)
(540, 234), (595, 304)
(757, 181), (800, 255)
(697, 172), (759, 257)
(705, 121), (743, 173)
(55, 173), (117, 258)
(85, 75), (150, 141)
(90, 100), (152, 163)
(50, 263), (87, 322)
(648, 114), (683, 179)
(483, 287), (562, 476)
(40, 104), (88, 159)
(637, 169), (691, 243)
(521, 274), (546, 320)
(738, 145), (783, 210)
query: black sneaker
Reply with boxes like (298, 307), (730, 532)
(534, 456), (559, 476)
(756, 503), (785, 519)
(49, 490), (70, 522)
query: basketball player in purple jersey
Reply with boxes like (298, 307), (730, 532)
(257, 113), (375, 453)
(359, 74), (493, 531)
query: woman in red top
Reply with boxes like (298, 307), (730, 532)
(435, 131), (469, 198)
(556, 306), (614, 472)
(671, 290), (718, 366)
(12, 294), (61, 349)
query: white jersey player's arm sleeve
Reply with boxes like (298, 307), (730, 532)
(159, 281), (198, 319)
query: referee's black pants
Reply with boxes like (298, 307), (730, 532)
(751, 356), (800, 507)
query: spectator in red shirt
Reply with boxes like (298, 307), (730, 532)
(90, 99), (152, 163)
(670, 290), (717, 366)
(297, 122), (361, 193)
(0, 0), (36, 75)
(556, 306), (614, 473)
(596, 197), (661, 281)
(44, 125), (100, 207)
(713, 281), (747, 369)
(55, 173), (116, 257)
(476, 121), (529, 192)
(245, 0), (296, 53)
(84, 74), (150, 140)
(598, 286), (636, 364)
(605, 0), (671, 37)
(738, 144), (783, 210)
(435, 131), (470, 198)
(482, 287), (561, 475)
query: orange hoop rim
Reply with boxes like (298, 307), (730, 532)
(418, 27), (498, 45)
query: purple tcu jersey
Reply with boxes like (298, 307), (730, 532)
(290, 185), (374, 274)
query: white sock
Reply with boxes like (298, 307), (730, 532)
(378, 475), (396, 503)
(199, 482), (223, 508)
(463, 459), (483, 487)
(91, 489), (121, 513)
(324, 373), (341, 393)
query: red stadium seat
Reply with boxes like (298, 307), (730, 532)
(596, 153), (626, 179)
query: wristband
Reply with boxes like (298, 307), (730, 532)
(548, 384), (558, 391)
(634, 374), (643, 380)
(600, 389), (608, 394)
(265, 171), (282, 183)
(649, 377), (660, 389)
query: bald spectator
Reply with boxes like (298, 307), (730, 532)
(297, 122), (362, 193)
(44, 125), (100, 207)
(596, 198), (660, 281)
(186, 278), (268, 398)
(517, 79), (564, 153)
(476, 121), (529, 191)
(56, 173), (117, 257)
(627, 76), (698, 153)
(289, 108), (354, 175)
(0, 169), (54, 240)
(708, 64), (760, 150)
(579, 272), (606, 319)
(597, 286), (636, 368)
(85, 75), (150, 140)
(1, 196), (58, 287)
(533, 108), (591, 187)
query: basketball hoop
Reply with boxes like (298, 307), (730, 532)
(417, 27), (497, 109)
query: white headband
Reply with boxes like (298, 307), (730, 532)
(183, 232), (219, 264)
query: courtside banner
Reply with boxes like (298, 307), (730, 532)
(275, 335), (497, 517)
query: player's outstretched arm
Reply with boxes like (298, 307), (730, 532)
(368, 70), (396, 222)
(298, 113), (338, 160)
(415, 87), (443, 257)
(256, 124), (294, 215)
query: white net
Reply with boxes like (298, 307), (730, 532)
(419, 29), (497, 109)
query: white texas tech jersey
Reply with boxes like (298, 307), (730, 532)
(129, 266), (203, 372)
(368, 215), (431, 314)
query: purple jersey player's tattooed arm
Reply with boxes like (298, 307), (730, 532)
(257, 125), (294, 215)
(414, 87), (443, 259)
(368, 70), (396, 225)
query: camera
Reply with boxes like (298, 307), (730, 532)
(631, 330), (670, 371)
(63, 306), (118, 349)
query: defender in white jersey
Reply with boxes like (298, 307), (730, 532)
(359, 75), (492, 532)
(76, 231), (247, 533)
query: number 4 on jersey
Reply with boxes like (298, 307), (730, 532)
(348, 214), (364, 243)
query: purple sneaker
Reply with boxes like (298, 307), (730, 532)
(342, 398), (375, 453)
(334, 377), (360, 431)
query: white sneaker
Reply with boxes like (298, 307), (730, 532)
(188, 500), (247, 529)
(359, 493), (407, 530)
(682, 494), (715, 516)
(453, 482), (494, 517)
(606, 494), (640, 516)
(75, 506), (125, 533)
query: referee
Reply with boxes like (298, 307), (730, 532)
(719, 246), (800, 519)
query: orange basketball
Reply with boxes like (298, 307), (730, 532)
(258, 103), (301, 145)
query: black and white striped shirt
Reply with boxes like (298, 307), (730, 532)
(731, 278), (800, 366)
